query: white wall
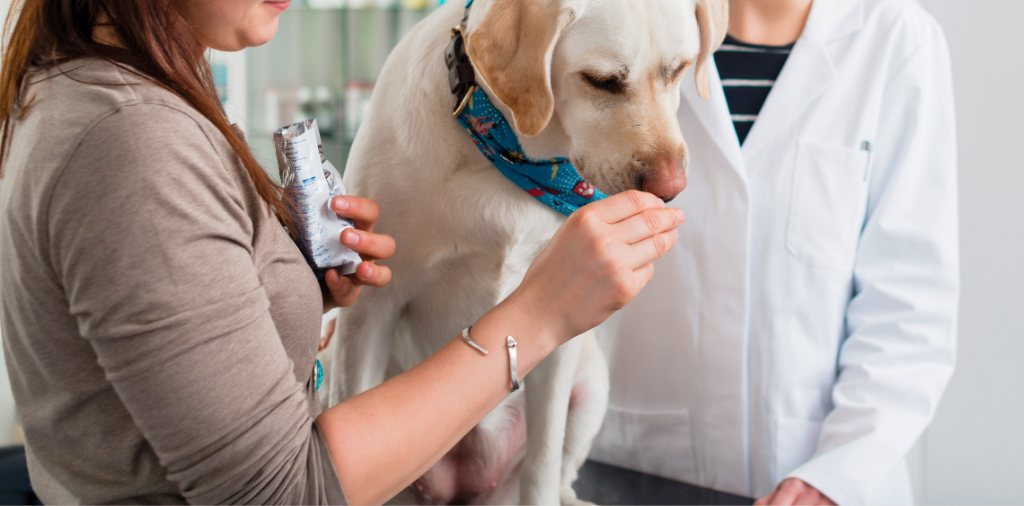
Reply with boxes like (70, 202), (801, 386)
(913, 0), (1024, 504)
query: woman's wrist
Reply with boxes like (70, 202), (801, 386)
(470, 290), (563, 377)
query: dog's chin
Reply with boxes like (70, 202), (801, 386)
(572, 162), (631, 197)
(581, 167), (683, 203)
(584, 174), (625, 197)
(588, 171), (639, 198)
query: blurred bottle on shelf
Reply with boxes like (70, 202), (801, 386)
(209, 49), (248, 132)
(211, 60), (229, 107)
(263, 86), (337, 137)
(264, 88), (280, 135)
(296, 86), (314, 125)
(264, 88), (300, 135)
(242, 0), (442, 172)
(314, 86), (339, 138)
(345, 81), (375, 141)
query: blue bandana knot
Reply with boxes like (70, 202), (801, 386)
(456, 89), (609, 216)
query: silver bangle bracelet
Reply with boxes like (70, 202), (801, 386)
(506, 336), (520, 392)
(461, 326), (489, 355)
(461, 326), (520, 392)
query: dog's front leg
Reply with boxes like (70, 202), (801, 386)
(325, 288), (403, 406)
(521, 336), (585, 505)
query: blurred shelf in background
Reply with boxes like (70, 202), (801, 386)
(212, 1), (448, 179)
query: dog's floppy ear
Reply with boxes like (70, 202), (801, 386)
(467, 0), (575, 136)
(694, 0), (729, 100)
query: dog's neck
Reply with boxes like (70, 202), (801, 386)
(461, 0), (573, 163)
(501, 95), (571, 162)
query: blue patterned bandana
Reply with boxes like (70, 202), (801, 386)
(455, 88), (609, 216)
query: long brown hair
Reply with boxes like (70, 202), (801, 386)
(0, 0), (293, 228)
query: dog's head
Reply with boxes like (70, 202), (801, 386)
(467, 0), (728, 202)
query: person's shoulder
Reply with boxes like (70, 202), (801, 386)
(862, 0), (945, 49)
(2, 59), (256, 269)
(26, 58), (207, 128)
(43, 95), (255, 254)
(865, 0), (934, 23)
(24, 59), (236, 176)
(817, 0), (949, 77)
(16, 59), (232, 179)
(57, 99), (242, 204)
(33, 62), (250, 221)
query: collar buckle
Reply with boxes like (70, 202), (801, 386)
(445, 12), (477, 116)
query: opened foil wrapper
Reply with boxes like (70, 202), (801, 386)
(274, 119), (361, 277)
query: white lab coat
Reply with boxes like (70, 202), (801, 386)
(588, 0), (959, 504)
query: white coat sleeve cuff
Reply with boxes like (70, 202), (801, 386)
(786, 467), (860, 506)
(787, 461), (869, 506)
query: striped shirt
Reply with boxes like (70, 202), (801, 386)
(714, 35), (795, 144)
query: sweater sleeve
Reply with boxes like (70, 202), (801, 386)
(47, 102), (346, 505)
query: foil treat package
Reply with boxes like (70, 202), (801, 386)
(274, 119), (362, 276)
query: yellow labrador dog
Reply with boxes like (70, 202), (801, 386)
(321, 0), (726, 503)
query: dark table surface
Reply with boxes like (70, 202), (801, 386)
(0, 446), (39, 506)
(1, 446), (753, 506)
(574, 460), (755, 506)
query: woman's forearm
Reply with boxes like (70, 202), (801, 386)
(316, 192), (683, 504)
(315, 294), (558, 505)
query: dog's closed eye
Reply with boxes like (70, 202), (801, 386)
(582, 72), (628, 94)
(670, 62), (690, 81)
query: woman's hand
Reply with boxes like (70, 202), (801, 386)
(323, 196), (397, 310)
(318, 191), (682, 505)
(755, 478), (836, 506)
(506, 190), (684, 348)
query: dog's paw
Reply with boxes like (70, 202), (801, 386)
(561, 487), (596, 506)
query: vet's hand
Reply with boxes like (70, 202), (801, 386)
(512, 190), (684, 346)
(319, 314), (337, 352)
(323, 196), (396, 310)
(755, 479), (836, 506)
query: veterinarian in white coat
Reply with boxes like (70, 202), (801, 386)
(589, 0), (959, 504)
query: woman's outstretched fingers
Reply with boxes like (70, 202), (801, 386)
(341, 228), (396, 260)
(587, 190), (665, 224)
(332, 196), (380, 231)
(756, 478), (824, 506)
(630, 229), (680, 268)
(616, 207), (685, 245)
(634, 262), (655, 289)
(354, 261), (392, 288)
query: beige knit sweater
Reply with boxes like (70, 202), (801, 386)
(0, 59), (345, 505)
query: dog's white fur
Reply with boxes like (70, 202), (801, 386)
(321, 1), (727, 503)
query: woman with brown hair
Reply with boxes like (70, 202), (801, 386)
(0, 0), (683, 504)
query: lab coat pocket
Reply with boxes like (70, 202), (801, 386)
(590, 406), (697, 484)
(786, 140), (870, 270)
(773, 417), (823, 484)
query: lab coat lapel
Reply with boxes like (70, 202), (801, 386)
(740, 0), (864, 157)
(678, 57), (754, 495)
(679, 58), (746, 184)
